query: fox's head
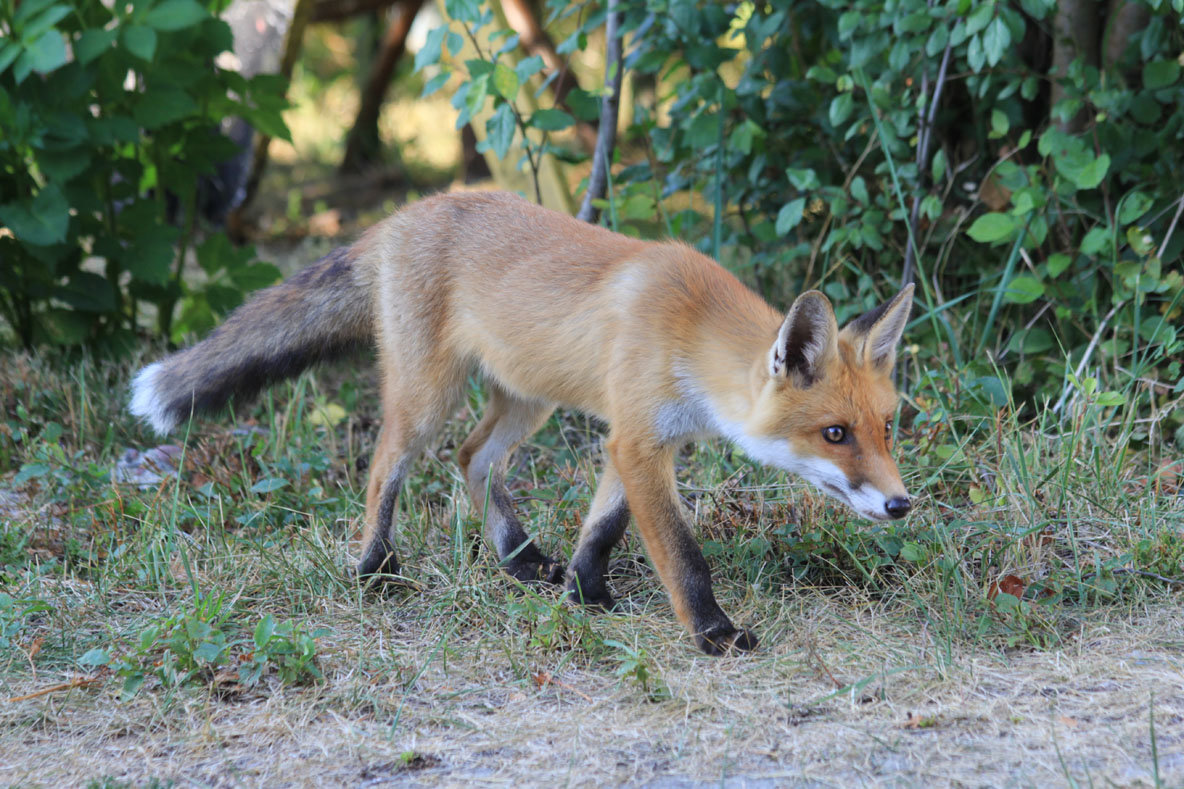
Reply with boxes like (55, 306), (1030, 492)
(741, 285), (914, 521)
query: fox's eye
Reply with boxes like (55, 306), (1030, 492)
(822, 425), (846, 443)
(885, 421), (893, 441)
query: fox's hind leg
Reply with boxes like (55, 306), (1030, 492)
(357, 360), (466, 580)
(566, 459), (629, 608)
(457, 383), (562, 584)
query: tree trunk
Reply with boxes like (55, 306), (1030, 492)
(340, 0), (425, 174)
(1050, 0), (1100, 133)
(500, 0), (598, 151)
(1101, 0), (1150, 72)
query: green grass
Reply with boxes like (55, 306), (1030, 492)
(0, 343), (1181, 785)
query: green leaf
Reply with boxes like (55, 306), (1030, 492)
(1071, 153), (1110, 190)
(1046, 253), (1071, 278)
(850, 176), (868, 205)
(79, 648), (109, 667)
(13, 462), (52, 485)
(125, 222), (180, 285)
(775, 198), (805, 235)
(828, 92), (854, 127)
(55, 272), (116, 312)
(23, 29), (67, 73)
(982, 16), (1010, 67)
(122, 25), (157, 61)
(193, 641), (225, 664)
(785, 167), (819, 191)
(491, 62), (519, 101)
(22, 4), (70, 40)
(514, 55), (544, 83)
(964, 4), (993, 36)
(143, 0), (208, 31)
(989, 109), (1008, 137)
(931, 149), (947, 182)
(1095, 391), (1126, 407)
(254, 615), (276, 649)
(0, 41), (20, 75)
(900, 542), (926, 562)
(1118, 191), (1153, 225)
(1126, 226), (1155, 256)
(486, 102), (516, 158)
(75, 29), (117, 64)
(1079, 226), (1109, 256)
(806, 65), (836, 83)
(250, 477), (288, 494)
(229, 262), (282, 291)
(420, 69), (451, 98)
(529, 108), (573, 131)
(134, 88), (197, 129)
(966, 212), (1015, 243)
(0, 183), (69, 246)
(1003, 275), (1044, 304)
(1143, 59), (1180, 90)
(414, 25), (446, 72)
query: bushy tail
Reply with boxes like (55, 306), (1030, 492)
(130, 246), (373, 434)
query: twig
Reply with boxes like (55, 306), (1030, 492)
(1159, 194), (1184, 256)
(533, 671), (594, 701)
(806, 639), (842, 689)
(1052, 299), (1125, 414)
(577, 0), (624, 224)
(6, 676), (104, 703)
(902, 40), (952, 288)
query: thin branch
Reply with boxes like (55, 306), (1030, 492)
(1053, 299), (1125, 414)
(902, 40), (952, 288)
(1159, 194), (1184, 255)
(6, 676), (104, 703)
(577, 0), (624, 224)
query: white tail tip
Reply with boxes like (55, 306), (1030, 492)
(129, 362), (178, 435)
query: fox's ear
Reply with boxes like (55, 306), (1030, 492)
(840, 284), (914, 372)
(770, 291), (839, 386)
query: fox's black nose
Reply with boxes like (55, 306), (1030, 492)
(885, 496), (911, 519)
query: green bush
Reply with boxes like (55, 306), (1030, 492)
(0, 0), (286, 351)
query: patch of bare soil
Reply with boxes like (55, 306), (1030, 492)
(2, 593), (1181, 787)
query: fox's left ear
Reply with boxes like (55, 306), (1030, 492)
(840, 284), (914, 372)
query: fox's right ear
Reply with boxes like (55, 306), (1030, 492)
(769, 291), (839, 386)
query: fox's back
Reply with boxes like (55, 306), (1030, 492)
(361, 193), (716, 414)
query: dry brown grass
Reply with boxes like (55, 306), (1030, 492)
(3, 562), (1182, 787)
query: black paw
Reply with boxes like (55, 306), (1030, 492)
(504, 556), (566, 585)
(354, 539), (399, 584)
(564, 574), (616, 610)
(694, 624), (758, 656)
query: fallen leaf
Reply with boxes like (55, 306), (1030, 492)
(988, 574), (1027, 600)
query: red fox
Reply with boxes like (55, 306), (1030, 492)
(131, 191), (913, 655)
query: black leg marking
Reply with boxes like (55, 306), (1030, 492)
(489, 481), (564, 584)
(356, 468), (404, 580)
(566, 502), (629, 609)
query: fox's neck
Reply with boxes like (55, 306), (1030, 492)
(679, 292), (781, 437)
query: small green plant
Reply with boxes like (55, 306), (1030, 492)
(604, 638), (670, 702)
(237, 614), (329, 687)
(80, 596), (327, 697)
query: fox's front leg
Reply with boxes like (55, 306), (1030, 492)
(608, 435), (757, 655)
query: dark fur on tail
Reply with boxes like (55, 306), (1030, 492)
(131, 246), (373, 434)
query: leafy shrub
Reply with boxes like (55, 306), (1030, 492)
(0, 0), (286, 350)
